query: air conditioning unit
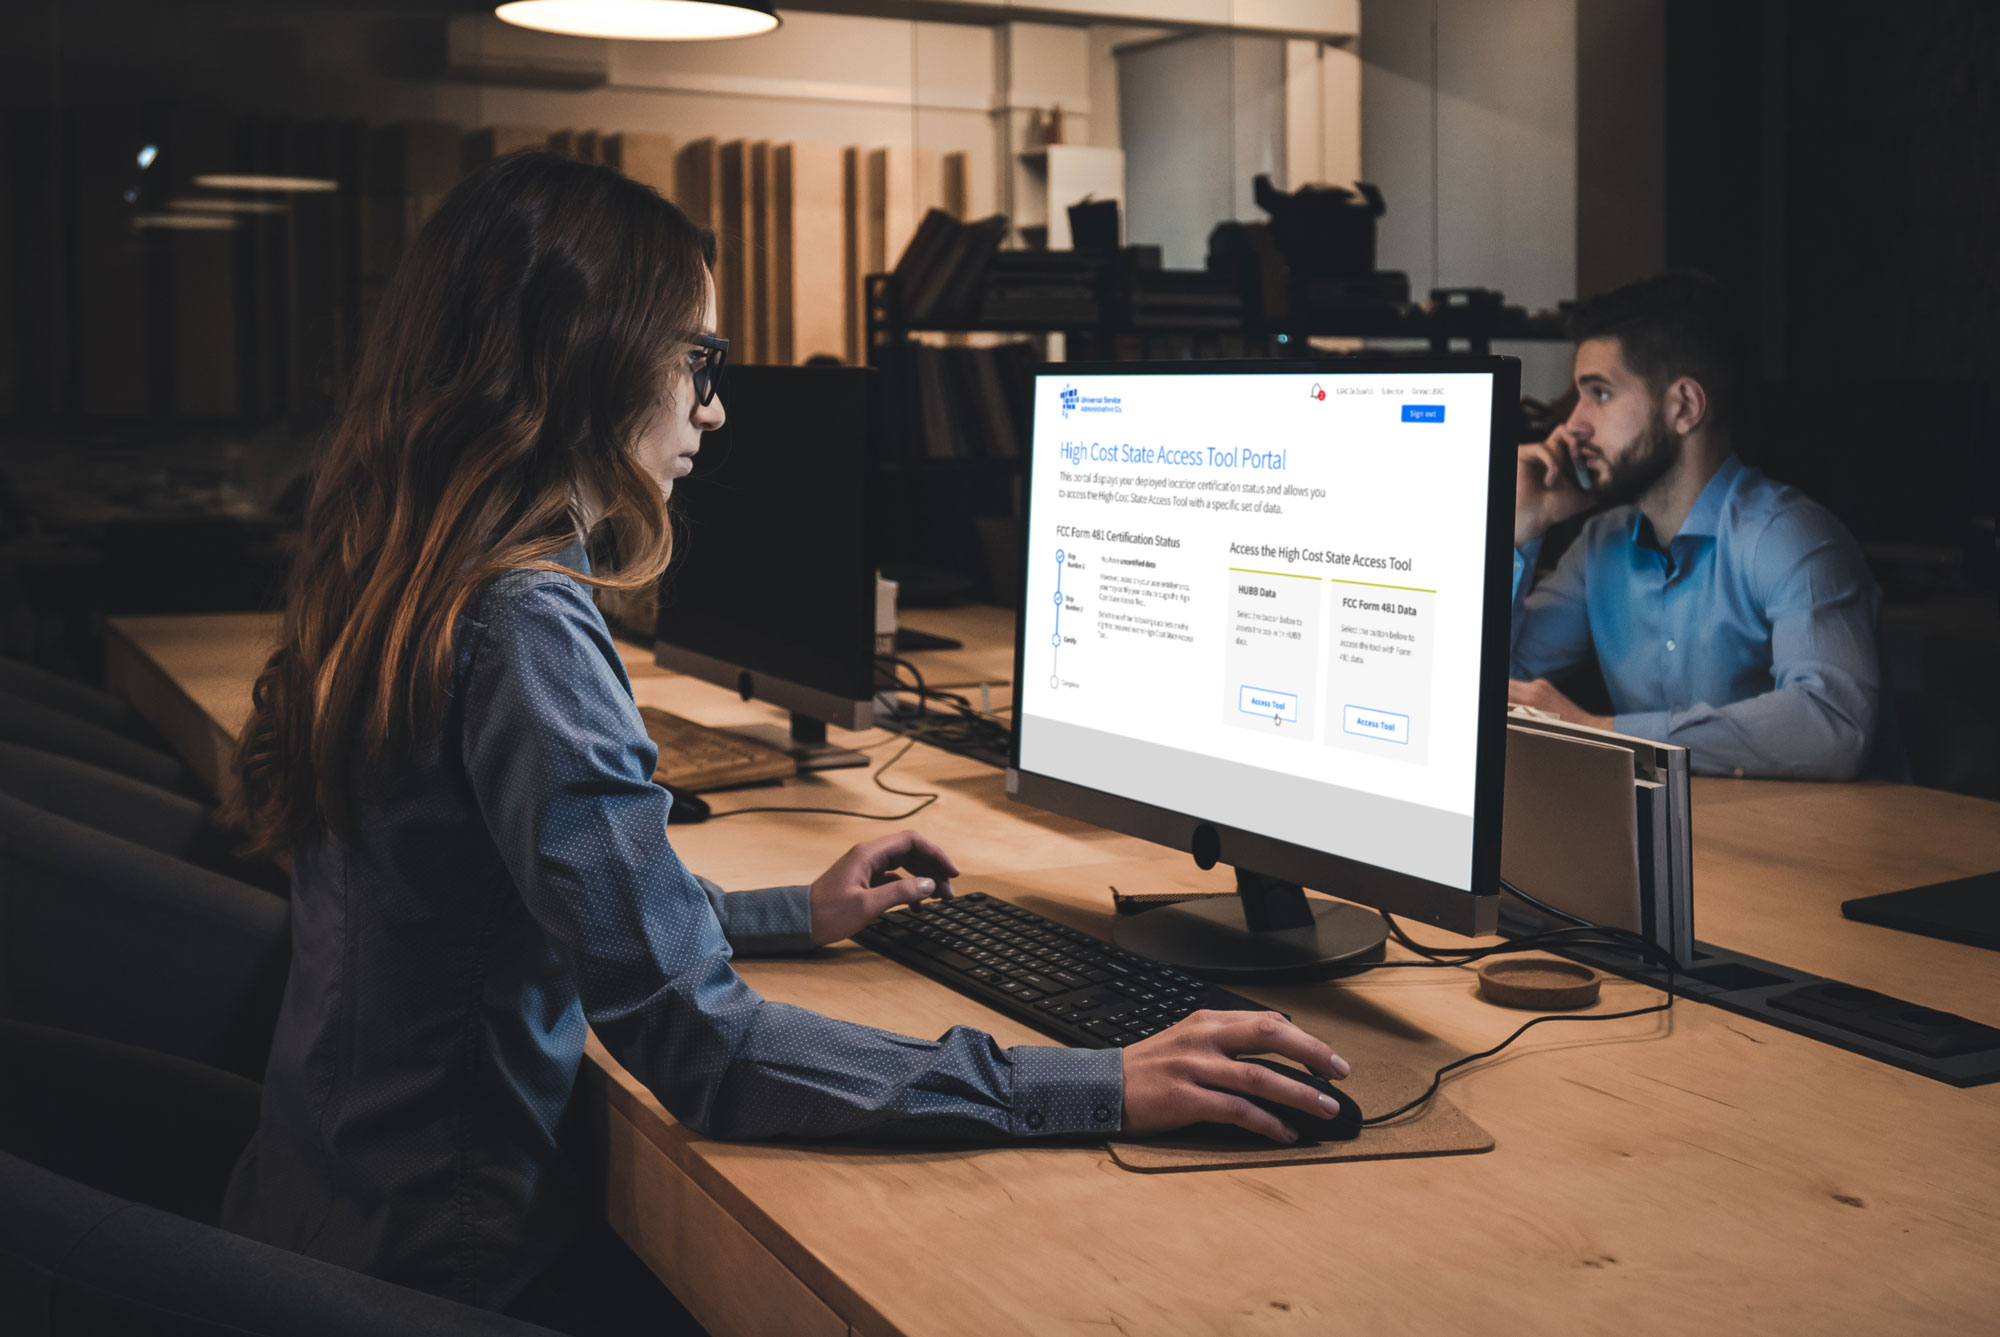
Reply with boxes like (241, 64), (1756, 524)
(374, 15), (609, 91)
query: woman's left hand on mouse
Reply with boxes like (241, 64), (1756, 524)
(809, 829), (961, 946)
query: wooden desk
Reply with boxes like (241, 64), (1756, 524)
(107, 613), (2000, 1337)
(895, 605), (1017, 693)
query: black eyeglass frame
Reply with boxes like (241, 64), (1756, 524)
(687, 333), (729, 407)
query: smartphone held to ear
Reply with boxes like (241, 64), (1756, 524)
(1570, 452), (1595, 492)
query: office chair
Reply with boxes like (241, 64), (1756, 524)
(0, 739), (208, 857)
(0, 688), (197, 797)
(0, 740), (288, 895)
(0, 655), (155, 741)
(0, 1019), (260, 1227)
(0, 792), (287, 1081)
(0, 1153), (565, 1337)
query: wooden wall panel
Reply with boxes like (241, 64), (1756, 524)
(461, 125), (550, 175)
(718, 140), (754, 361)
(604, 131), (676, 200)
(675, 138), (720, 232)
(749, 140), (774, 364)
(843, 146), (863, 364)
(867, 146), (946, 285)
(940, 149), (968, 220)
(779, 143), (846, 366)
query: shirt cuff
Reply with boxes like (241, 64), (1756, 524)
(1611, 710), (1671, 746)
(1005, 1044), (1124, 1137)
(1512, 538), (1543, 603)
(714, 885), (816, 955)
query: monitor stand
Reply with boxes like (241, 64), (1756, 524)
(730, 712), (869, 772)
(1112, 868), (1388, 982)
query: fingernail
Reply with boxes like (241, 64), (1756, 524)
(1283, 1127), (1300, 1144)
(1328, 1056), (1351, 1079)
(1319, 1094), (1340, 1116)
(915, 878), (935, 894)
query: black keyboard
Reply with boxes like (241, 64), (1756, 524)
(852, 892), (1272, 1048)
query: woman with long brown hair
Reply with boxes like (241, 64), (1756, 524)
(221, 151), (1347, 1332)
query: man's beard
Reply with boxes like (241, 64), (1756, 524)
(1592, 409), (1680, 508)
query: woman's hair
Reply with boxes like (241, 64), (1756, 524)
(228, 151), (714, 859)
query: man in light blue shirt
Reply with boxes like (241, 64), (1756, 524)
(1509, 274), (1880, 779)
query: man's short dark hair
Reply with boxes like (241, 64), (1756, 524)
(1568, 272), (1742, 439)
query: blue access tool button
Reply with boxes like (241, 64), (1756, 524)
(1401, 404), (1445, 423)
(1343, 705), (1411, 744)
(1239, 685), (1299, 723)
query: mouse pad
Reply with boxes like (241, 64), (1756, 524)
(1105, 1059), (1494, 1174)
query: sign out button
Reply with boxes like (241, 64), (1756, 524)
(1401, 404), (1445, 423)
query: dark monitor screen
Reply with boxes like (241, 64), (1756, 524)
(654, 364), (879, 728)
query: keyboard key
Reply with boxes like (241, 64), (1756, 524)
(915, 942), (977, 971)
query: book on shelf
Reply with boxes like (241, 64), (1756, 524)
(907, 342), (1035, 461)
(892, 208), (1009, 325)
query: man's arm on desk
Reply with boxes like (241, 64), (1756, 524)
(1612, 505), (1880, 780)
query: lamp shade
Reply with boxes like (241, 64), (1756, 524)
(191, 173), (338, 193)
(495, 0), (779, 40)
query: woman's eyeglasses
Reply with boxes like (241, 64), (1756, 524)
(687, 333), (728, 407)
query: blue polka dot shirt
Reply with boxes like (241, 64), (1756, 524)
(223, 544), (1124, 1310)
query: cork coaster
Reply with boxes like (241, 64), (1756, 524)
(1105, 1059), (1494, 1174)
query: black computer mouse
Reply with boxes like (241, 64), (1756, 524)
(1186, 1057), (1363, 1145)
(664, 785), (711, 825)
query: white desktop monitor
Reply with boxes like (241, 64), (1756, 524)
(1005, 358), (1520, 974)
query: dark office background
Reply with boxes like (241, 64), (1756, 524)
(2, 0), (1996, 787)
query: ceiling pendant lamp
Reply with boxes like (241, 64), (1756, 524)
(495, 0), (779, 41)
(191, 173), (338, 193)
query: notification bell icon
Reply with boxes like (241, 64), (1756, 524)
(1310, 383), (1326, 401)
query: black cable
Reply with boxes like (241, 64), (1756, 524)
(1357, 890), (1684, 1126)
(872, 654), (1013, 763)
(706, 737), (939, 823)
(1360, 986), (1676, 1125)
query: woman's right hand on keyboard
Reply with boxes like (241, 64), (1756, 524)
(1120, 1011), (1350, 1143)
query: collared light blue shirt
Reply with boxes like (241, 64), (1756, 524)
(224, 544), (1123, 1310)
(1510, 455), (1880, 779)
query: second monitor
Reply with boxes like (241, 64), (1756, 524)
(655, 363), (881, 768)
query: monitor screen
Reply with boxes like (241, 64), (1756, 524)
(1009, 359), (1517, 931)
(655, 364), (879, 728)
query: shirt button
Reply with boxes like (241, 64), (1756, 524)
(1025, 1110), (1045, 1131)
(1091, 1103), (1112, 1124)
(1733, 767), (1745, 778)
(1666, 639), (1676, 651)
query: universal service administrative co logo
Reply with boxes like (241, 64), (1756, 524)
(1060, 385), (1122, 418)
